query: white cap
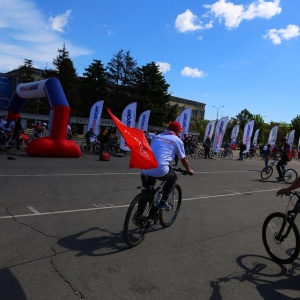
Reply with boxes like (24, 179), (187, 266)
(42, 123), (47, 126)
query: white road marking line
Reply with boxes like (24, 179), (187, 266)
(27, 206), (40, 214)
(225, 190), (240, 194)
(0, 188), (278, 220)
(0, 170), (268, 177)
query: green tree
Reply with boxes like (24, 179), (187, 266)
(291, 115), (300, 146)
(80, 59), (109, 117)
(132, 62), (177, 126)
(18, 59), (35, 83)
(44, 44), (80, 115)
(235, 109), (254, 128)
(106, 50), (137, 116)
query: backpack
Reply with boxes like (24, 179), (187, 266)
(99, 150), (110, 161)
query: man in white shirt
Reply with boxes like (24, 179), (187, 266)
(140, 121), (193, 210)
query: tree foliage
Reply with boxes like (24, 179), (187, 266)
(80, 59), (109, 117)
(132, 62), (177, 126)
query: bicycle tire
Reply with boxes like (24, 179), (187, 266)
(190, 148), (197, 158)
(20, 139), (27, 152)
(93, 142), (101, 154)
(262, 212), (300, 264)
(123, 193), (151, 247)
(261, 166), (273, 179)
(283, 169), (298, 184)
(27, 138), (35, 144)
(228, 152), (233, 159)
(198, 148), (204, 158)
(221, 151), (226, 158)
(80, 142), (88, 152)
(159, 184), (182, 228)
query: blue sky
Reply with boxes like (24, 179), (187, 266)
(1, 0), (299, 123)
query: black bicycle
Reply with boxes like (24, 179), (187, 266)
(260, 159), (297, 184)
(262, 191), (300, 264)
(123, 168), (189, 247)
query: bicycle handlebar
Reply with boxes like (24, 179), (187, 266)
(172, 167), (192, 176)
(285, 191), (300, 197)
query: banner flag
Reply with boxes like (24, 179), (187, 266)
(203, 120), (216, 142)
(230, 124), (239, 149)
(176, 108), (192, 139)
(120, 102), (137, 151)
(267, 126), (278, 149)
(287, 130), (295, 148)
(242, 120), (254, 153)
(137, 110), (151, 132)
(107, 108), (158, 170)
(287, 129), (295, 158)
(297, 137), (300, 156)
(87, 100), (104, 142)
(212, 116), (229, 153)
(252, 129), (260, 146)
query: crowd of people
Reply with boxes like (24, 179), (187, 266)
(0, 116), (25, 150)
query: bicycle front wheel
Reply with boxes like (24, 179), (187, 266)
(123, 193), (150, 247)
(159, 184), (182, 228)
(261, 166), (273, 179)
(262, 212), (300, 264)
(93, 142), (101, 154)
(283, 169), (298, 184)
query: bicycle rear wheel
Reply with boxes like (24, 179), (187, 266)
(159, 184), (182, 228)
(261, 166), (273, 179)
(283, 169), (297, 184)
(123, 193), (151, 247)
(262, 212), (300, 264)
(80, 142), (89, 152)
(228, 152), (233, 159)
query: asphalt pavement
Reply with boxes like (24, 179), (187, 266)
(0, 148), (300, 300)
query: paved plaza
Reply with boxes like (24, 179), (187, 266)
(0, 148), (300, 299)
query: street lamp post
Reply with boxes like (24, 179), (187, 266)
(212, 105), (224, 121)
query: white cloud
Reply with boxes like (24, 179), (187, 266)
(185, 0), (282, 30)
(175, 9), (213, 33)
(49, 10), (72, 33)
(180, 67), (206, 78)
(156, 62), (171, 73)
(0, 0), (91, 72)
(205, 0), (281, 29)
(264, 24), (300, 44)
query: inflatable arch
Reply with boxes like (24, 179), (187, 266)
(7, 78), (81, 158)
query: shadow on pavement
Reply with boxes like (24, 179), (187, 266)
(209, 254), (300, 300)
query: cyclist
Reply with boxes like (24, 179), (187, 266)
(276, 138), (290, 181)
(85, 128), (96, 149)
(139, 121), (194, 214)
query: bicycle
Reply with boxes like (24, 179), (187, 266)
(221, 148), (233, 159)
(260, 159), (297, 184)
(262, 191), (300, 264)
(123, 168), (189, 247)
(80, 139), (101, 154)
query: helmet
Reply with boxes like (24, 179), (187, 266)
(42, 123), (47, 126)
(168, 121), (182, 132)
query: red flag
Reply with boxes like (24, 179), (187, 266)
(107, 108), (158, 169)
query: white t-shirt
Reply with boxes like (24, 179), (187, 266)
(144, 131), (186, 177)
